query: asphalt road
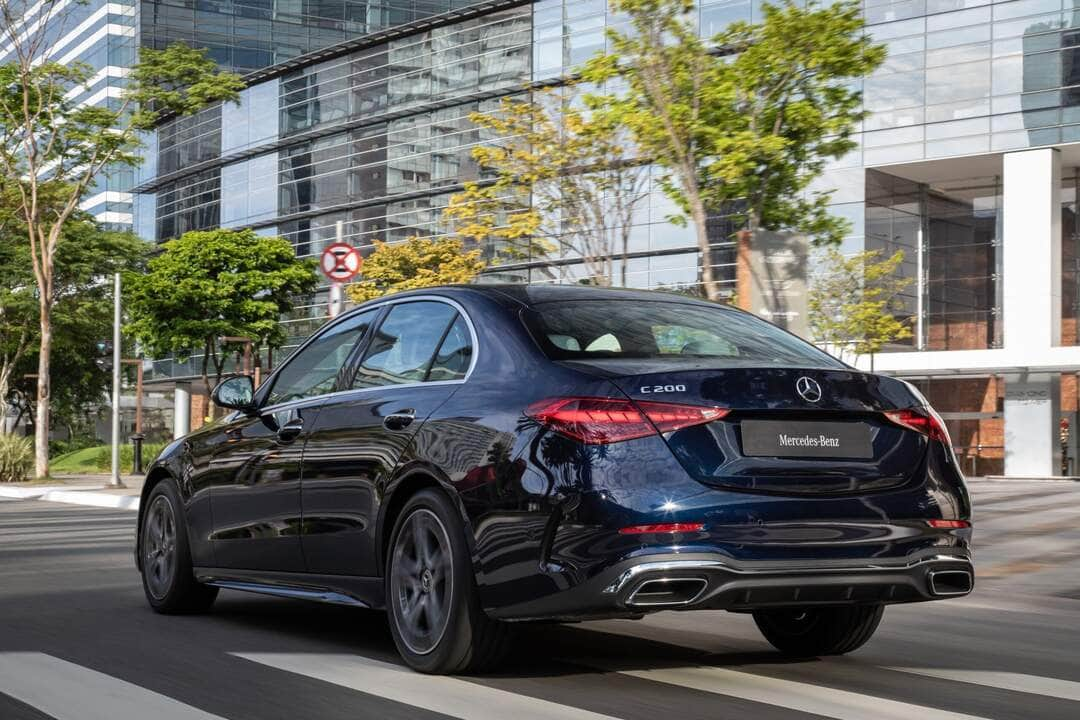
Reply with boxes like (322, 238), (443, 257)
(1, 481), (1079, 720)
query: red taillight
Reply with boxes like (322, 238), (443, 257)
(525, 397), (728, 445)
(619, 522), (705, 535)
(884, 407), (951, 445)
(927, 519), (971, 529)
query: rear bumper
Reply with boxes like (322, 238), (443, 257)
(486, 549), (974, 621)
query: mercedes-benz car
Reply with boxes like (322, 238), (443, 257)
(136, 284), (973, 674)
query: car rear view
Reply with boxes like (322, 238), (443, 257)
(508, 295), (973, 656)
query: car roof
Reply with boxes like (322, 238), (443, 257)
(409, 283), (720, 309)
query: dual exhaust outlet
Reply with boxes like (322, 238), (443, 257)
(927, 568), (973, 596)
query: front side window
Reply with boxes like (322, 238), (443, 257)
(524, 300), (844, 368)
(265, 309), (377, 406)
(353, 301), (459, 388)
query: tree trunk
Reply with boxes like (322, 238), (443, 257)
(33, 311), (51, 478)
(0, 375), (8, 436)
(689, 201), (722, 301)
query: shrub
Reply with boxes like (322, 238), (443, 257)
(0, 434), (33, 483)
(92, 442), (167, 472)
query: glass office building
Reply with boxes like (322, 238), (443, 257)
(129, 0), (1080, 476)
(0, 0), (140, 228)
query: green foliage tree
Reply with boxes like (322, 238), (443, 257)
(581, 0), (885, 300)
(808, 247), (914, 363)
(2, 217), (149, 438)
(0, 0), (244, 475)
(444, 87), (650, 286)
(345, 236), (486, 303)
(126, 229), (318, 396)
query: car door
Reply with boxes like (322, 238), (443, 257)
(208, 311), (376, 571)
(300, 299), (475, 577)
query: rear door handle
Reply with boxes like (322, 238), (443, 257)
(384, 412), (415, 431)
(277, 417), (304, 443)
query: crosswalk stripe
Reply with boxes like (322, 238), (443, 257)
(579, 661), (993, 720)
(0, 652), (227, 720)
(890, 667), (1080, 703)
(233, 652), (623, 720)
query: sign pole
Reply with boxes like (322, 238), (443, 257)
(329, 282), (343, 318)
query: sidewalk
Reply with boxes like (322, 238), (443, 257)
(0, 474), (144, 510)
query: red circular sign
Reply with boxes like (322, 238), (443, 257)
(320, 243), (362, 282)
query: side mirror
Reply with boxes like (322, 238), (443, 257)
(211, 375), (256, 412)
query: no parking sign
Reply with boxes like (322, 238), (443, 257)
(320, 243), (362, 282)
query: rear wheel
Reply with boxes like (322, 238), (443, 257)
(385, 489), (510, 674)
(140, 479), (218, 614)
(753, 605), (884, 656)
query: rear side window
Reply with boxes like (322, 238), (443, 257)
(353, 301), (459, 388)
(524, 300), (843, 368)
(427, 315), (473, 382)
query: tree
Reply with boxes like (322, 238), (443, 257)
(808, 247), (913, 364)
(444, 87), (651, 286)
(0, 0), (244, 475)
(345, 236), (486, 303)
(126, 229), (318, 398)
(581, 0), (885, 300)
(1, 217), (149, 436)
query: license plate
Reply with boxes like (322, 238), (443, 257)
(740, 420), (874, 459)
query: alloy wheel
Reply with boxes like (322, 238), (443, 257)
(390, 508), (454, 655)
(143, 494), (177, 600)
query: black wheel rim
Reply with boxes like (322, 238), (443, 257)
(143, 495), (177, 600)
(390, 508), (453, 655)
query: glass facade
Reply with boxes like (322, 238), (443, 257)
(139, 0), (473, 74)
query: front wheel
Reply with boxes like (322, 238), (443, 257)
(140, 479), (218, 614)
(753, 605), (884, 657)
(385, 489), (510, 674)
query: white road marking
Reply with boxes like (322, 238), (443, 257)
(234, 652), (623, 720)
(0, 652), (227, 720)
(584, 661), (993, 720)
(890, 667), (1080, 702)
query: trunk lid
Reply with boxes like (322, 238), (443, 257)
(563, 360), (928, 495)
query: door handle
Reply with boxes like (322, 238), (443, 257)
(277, 417), (304, 443)
(384, 411), (415, 431)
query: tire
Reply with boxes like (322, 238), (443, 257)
(753, 605), (884, 657)
(385, 488), (511, 674)
(139, 478), (218, 614)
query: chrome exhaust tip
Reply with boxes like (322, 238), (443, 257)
(928, 569), (973, 596)
(626, 577), (707, 607)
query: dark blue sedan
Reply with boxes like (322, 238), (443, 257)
(136, 284), (973, 674)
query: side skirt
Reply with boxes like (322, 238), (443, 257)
(194, 567), (385, 610)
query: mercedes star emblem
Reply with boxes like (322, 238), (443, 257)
(796, 376), (823, 403)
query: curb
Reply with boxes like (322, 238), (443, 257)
(0, 485), (139, 511)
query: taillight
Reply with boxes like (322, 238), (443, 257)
(884, 407), (952, 445)
(525, 397), (728, 445)
(619, 522), (705, 534)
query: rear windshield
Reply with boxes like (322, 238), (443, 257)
(523, 300), (844, 368)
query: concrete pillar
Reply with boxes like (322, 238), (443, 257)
(1000, 149), (1062, 477)
(1004, 373), (1061, 477)
(174, 383), (191, 439)
(1002, 148), (1061, 351)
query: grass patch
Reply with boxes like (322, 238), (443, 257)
(49, 446), (105, 474)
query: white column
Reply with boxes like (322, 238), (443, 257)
(173, 383), (191, 439)
(1002, 148), (1061, 350)
(1002, 148), (1062, 476)
(1004, 373), (1061, 477)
